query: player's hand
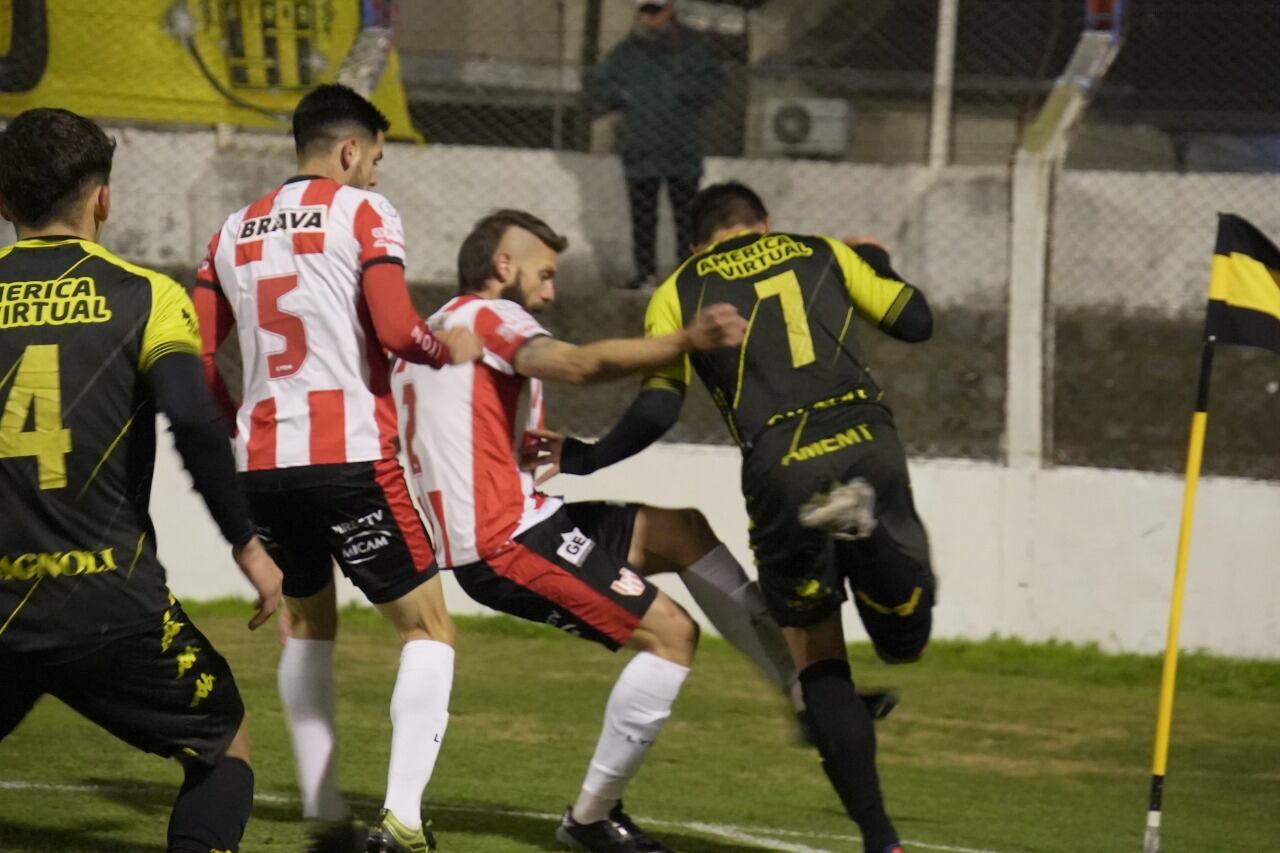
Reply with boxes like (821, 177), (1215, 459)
(520, 428), (565, 487)
(437, 327), (484, 364)
(232, 535), (284, 631)
(844, 235), (886, 250)
(687, 303), (747, 351)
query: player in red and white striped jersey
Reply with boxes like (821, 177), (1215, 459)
(394, 211), (813, 852)
(194, 85), (481, 853)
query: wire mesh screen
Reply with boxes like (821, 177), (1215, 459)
(3, 0), (1277, 474)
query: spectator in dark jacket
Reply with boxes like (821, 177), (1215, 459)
(587, 0), (724, 289)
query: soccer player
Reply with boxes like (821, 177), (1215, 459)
(0, 108), (284, 853)
(534, 182), (936, 853)
(194, 84), (482, 853)
(390, 210), (750, 853)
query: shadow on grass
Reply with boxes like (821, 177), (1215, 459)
(81, 776), (301, 823)
(0, 818), (166, 853)
(403, 796), (766, 853)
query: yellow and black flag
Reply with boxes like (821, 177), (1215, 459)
(1142, 213), (1280, 853)
(1204, 213), (1280, 355)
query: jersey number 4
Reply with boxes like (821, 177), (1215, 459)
(0, 344), (72, 490)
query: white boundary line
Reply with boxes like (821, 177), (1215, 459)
(0, 779), (1009, 853)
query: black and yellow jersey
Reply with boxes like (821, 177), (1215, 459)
(643, 230), (920, 448)
(0, 237), (201, 654)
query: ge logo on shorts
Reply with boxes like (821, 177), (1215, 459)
(557, 528), (595, 567)
(610, 567), (645, 597)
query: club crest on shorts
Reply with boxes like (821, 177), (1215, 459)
(610, 567), (645, 597)
(557, 528), (595, 567)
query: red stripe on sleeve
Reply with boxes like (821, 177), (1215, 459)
(353, 199), (387, 266)
(196, 230), (222, 287)
(307, 390), (347, 465)
(246, 397), (278, 470)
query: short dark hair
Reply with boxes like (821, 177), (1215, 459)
(0, 108), (115, 229)
(691, 181), (769, 246)
(457, 210), (569, 293)
(292, 83), (390, 156)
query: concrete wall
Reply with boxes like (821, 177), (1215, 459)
(7, 127), (1269, 314)
(0, 128), (1010, 299)
(151, 430), (1280, 659)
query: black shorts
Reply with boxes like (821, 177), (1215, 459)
(451, 502), (659, 651)
(744, 406), (935, 658)
(242, 459), (438, 604)
(0, 600), (244, 765)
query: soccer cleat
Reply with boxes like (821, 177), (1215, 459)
(799, 477), (877, 540)
(366, 809), (436, 853)
(305, 819), (369, 853)
(555, 807), (637, 853)
(607, 803), (671, 853)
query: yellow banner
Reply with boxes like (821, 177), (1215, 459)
(0, 1), (419, 139)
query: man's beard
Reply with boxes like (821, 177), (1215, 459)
(500, 271), (531, 310)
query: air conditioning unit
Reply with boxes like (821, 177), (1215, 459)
(761, 98), (850, 158)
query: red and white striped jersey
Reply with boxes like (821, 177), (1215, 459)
(199, 176), (406, 471)
(391, 295), (562, 566)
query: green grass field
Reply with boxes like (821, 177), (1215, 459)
(1, 601), (1277, 853)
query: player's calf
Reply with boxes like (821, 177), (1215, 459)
(167, 756), (254, 853)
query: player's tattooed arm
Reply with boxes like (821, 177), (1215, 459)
(512, 304), (746, 385)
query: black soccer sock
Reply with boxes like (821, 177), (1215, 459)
(798, 659), (899, 853)
(168, 756), (254, 853)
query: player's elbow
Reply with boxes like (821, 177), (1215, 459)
(888, 292), (933, 343)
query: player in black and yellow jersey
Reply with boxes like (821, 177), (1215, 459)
(528, 182), (934, 853)
(0, 108), (283, 852)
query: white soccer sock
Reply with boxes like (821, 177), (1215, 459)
(277, 638), (349, 821)
(681, 544), (799, 705)
(382, 639), (454, 830)
(573, 651), (689, 824)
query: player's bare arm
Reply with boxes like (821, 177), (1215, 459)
(511, 303), (745, 385)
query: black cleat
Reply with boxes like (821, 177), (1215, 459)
(305, 819), (369, 853)
(555, 807), (637, 853)
(608, 803), (672, 853)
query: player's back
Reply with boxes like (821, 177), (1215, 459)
(646, 231), (912, 448)
(0, 237), (197, 653)
(204, 177), (406, 471)
(391, 295), (558, 566)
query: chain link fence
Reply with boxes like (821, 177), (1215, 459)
(2, 0), (1277, 475)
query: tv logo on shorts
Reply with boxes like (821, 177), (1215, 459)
(557, 528), (595, 567)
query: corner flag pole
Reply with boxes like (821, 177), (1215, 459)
(1142, 336), (1215, 853)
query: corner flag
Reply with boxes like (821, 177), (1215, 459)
(1204, 213), (1280, 355)
(1143, 214), (1280, 853)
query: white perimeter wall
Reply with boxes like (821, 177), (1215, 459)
(151, 430), (1280, 660)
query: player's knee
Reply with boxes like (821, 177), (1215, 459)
(674, 507), (716, 547)
(638, 595), (699, 665)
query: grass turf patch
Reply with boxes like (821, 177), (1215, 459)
(1, 602), (1276, 852)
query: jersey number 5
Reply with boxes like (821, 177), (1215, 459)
(0, 344), (72, 490)
(754, 270), (815, 368)
(258, 274), (308, 379)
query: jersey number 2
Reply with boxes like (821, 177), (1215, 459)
(0, 344), (72, 490)
(258, 274), (308, 379)
(754, 270), (815, 368)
